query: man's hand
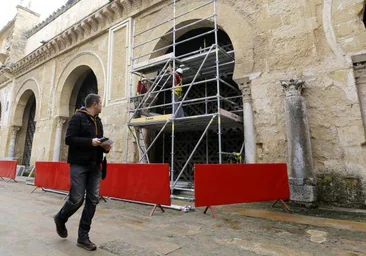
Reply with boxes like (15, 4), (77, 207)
(92, 138), (102, 147)
(102, 144), (112, 152)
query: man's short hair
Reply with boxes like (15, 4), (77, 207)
(85, 93), (100, 107)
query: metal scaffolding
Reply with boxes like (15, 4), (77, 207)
(126, 0), (244, 198)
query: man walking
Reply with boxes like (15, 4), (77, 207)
(54, 93), (111, 251)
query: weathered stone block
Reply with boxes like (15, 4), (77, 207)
(332, 2), (364, 24)
(317, 172), (366, 208)
(290, 184), (317, 204)
(335, 20), (362, 38)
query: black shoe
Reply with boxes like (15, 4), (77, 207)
(54, 215), (68, 238)
(77, 238), (97, 251)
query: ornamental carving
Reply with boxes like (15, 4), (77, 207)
(280, 79), (305, 97)
(11, 125), (21, 136)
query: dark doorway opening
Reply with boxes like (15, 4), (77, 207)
(75, 70), (98, 111)
(363, 5), (366, 28)
(22, 94), (36, 167)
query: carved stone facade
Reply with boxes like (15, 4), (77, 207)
(0, 0), (365, 208)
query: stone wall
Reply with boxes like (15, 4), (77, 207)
(10, 6), (40, 62)
(0, 81), (13, 157)
(134, 0), (366, 207)
(1, 0), (365, 208)
(0, 22), (14, 64)
(317, 172), (366, 209)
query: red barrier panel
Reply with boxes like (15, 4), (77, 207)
(100, 163), (171, 206)
(194, 164), (290, 207)
(35, 162), (70, 191)
(0, 160), (17, 180)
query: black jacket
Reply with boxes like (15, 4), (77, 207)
(65, 107), (106, 165)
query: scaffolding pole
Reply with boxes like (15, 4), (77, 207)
(214, 0), (222, 164)
(126, 0), (244, 205)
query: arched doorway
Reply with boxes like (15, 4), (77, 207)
(151, 26), (244, 182)
(11, 77), (39, 170)
(70, 69), (98, 113)
(59, 68), (98, 161)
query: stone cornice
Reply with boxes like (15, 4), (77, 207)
(26, 0), (81, 38)
(0, 0), (143, 85)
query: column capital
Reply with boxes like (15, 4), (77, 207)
(235, 76), (252, 103)
(10, 125), (21, 135)
(55, 116), (68, 128)
(281, 79), (305, 97)
(242, 82), (252, 103)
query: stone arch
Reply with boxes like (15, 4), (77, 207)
(143, 6), (245, 179)
(11, 78), (40, 127)
(326, 0), (366, 58)
(54, 51), (106, 118)
(137, 0), (254, 80)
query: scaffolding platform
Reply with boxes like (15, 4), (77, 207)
(133, 47), (234, 83)
(133, 53), (177, 74)
(126, 0), (245, 194)
(130, 108), (242, 131)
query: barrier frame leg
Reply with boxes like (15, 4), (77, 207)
(272, 200), (292, 213)
(31, 186), (39, 193)
(100, 195), (107, 203)
(203, 206), (217, 218)
(31, 187), (46, 193)
(6, 178), (17, 183)
(150, 204), (164, 216)
(0, 177), (4, 180)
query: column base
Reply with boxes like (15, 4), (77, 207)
(290, 184), (317, 206)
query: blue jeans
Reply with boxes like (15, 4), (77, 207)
(57, 164), (102, 239)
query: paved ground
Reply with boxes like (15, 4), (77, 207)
(1, 180), (366, 256)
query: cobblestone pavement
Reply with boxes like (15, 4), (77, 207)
(1, 181), (365, 256)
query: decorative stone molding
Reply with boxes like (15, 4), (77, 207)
(0, 67), (13, 85)
(73, 26), (84, 41)
(120, 0), (133, 13)
(281, 79), (305, 97)
(87, 16), (99, 33)
(0, 0), (139, 82)
(111, 2), (124, 17)
(80, 21), (92, 37)
(234, 76), (252, 103)
(55, 116), (67, 128)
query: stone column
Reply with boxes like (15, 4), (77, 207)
(52, 116), (67, 161)
(8, 126), (20, 158)
(242, 80), (256, 163)
(281, 79), (317, 205)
